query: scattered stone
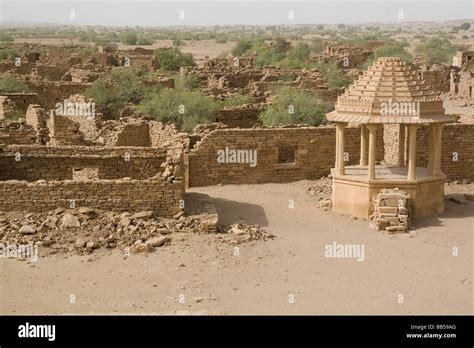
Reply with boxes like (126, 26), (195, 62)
(19, 225), (36, 234)
(174, 211), (185, 219)
(318, 199), (332, 211)
(118, 217), (131, 227)
(130, 211), (154, 220)
(75, 238), (86, 249)
(61, 214), (81, 228)
(146, 236), (171, 247)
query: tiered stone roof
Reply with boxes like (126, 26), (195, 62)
(326, 57), (452, 124)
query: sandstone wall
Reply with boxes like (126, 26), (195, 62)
(188, 126), (384, 187)
(0, 145), (167, 181)
(26, 82), (91, 109)
(0, 178), (182, 216)
(215, 104), (263, 128)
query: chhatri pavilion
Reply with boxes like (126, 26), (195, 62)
(326, 57), (452, 219)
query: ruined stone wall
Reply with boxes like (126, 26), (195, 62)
(98, 121), (151, 147)
(419, 68), (451, 93)
(149, 121), (190, 149)
(188, 126), (384, 187)
(0, 122), (36, 145)
(36, 65), (69, 81)
(26, 82), (91, 109)
(0, 145), (167, 181)
(0, 178), (182, 216)
(47, 113), (86, 146)
(25, 104), (49, 144)
(2, 93), (40, 112)
(457, 70), (474, 98)
(215, 104), (263, 128)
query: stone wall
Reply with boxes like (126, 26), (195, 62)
(188, 126), (384, 187)
(0, 178), (182, 216)
(215, 104), (263, 128)
(0, 122), (36, 145)
(1, 93), (40, 112)
(0, 145), (167, 181)
(26, 82), (91, 109)
(384, 123), (474, 180)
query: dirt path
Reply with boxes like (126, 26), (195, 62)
(1, 181), (472, 314)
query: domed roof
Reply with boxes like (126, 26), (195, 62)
(326, 57), (452, 124)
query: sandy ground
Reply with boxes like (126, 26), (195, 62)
(1, 181), (473, 315)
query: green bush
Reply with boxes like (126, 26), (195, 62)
(259, 86), (328, 127)
(415, 37), (463, 64)
(0, 48), (16, 60)
(85, 68), (143, 117)
(232, 38), (253, 56)
(311, 61), (351, 88)
(174, 74), (200, 90)
(373, 40), (412, 62)
(138, 88), (220, 132)
(155, 48), (196, 71)
(0, 75), (30, 93)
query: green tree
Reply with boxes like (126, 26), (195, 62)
(259, 86), (328, 127)
(155, 48), (196, 71)
(232, 38), (253, 56)
(415, 37), (462, 64)
(85, 68), (143, 118)
(138, 88), (220, 132)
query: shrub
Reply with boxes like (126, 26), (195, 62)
(0, 75), (30, 93)
(138, 89), (220, 132)
(415, 37), (463, 64)
(232, 38), (253, 56)
(155, 48), (196, 71)
(85, 68), (143, 117)
(174, 74), (200, 90)
(259, 86), (329, 127)
(311, 61), (351, 88)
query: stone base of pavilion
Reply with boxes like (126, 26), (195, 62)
(331, 165), (446, 219)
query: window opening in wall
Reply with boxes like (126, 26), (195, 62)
(278, 146), (296, 165)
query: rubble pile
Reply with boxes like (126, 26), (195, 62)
(0, 208), (272, 256)
(370, 188), (410, 233)
(217, 223), (276, 245)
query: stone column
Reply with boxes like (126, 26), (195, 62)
(360, 125), (368, 166)
(398, 124), (406, 167)
(407, 124), (420, 180)
(367, 124), (377, 180)
(432, 123), (444, 176)
(336, 123), (346, 175)
(427, 124), (435, 174)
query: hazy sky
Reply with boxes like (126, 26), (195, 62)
(0, 0), (472, 27)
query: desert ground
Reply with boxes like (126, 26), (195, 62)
(1, 181), (472, 315)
